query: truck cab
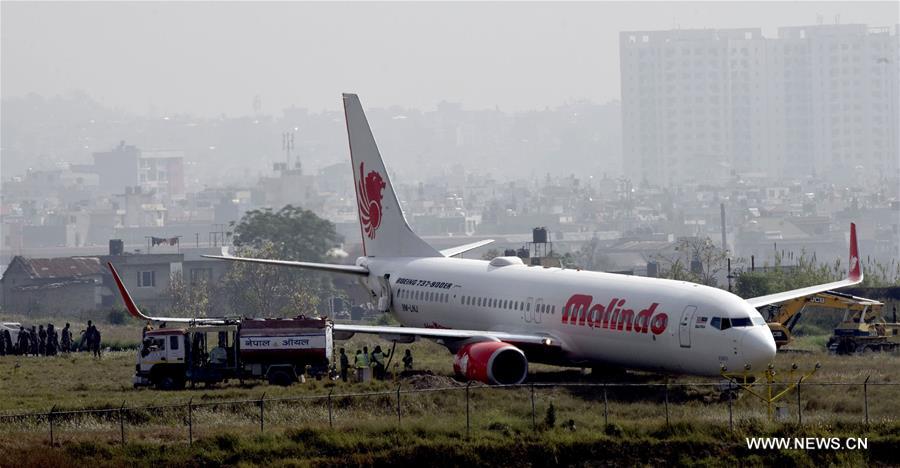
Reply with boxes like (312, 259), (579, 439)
(134, 328), (188, 389)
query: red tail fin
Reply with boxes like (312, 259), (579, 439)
(848, 223), (862, 282)
(107, 262), (149, 321)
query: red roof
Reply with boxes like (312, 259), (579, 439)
(7, 256), (103, 280)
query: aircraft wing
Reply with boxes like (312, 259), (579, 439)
(440, 239), (495, 258)
(202, 247), (369, 276)
(107, 262), (227, 324)
(746, 223), (863, 308)
(332, 323), (558, 347)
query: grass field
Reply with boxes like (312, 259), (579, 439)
(1, 321), (899, 466)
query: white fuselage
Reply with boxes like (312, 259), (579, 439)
(361, 256), (776, 376)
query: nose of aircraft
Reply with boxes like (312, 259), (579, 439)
(740, 326), (777, 371)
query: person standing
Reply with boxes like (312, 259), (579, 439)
(339, 348), (350, 382)
(17, 327), (29, 356)
(402, 349), (414, 371)
(46, 324), (58, 356)
(60, 323), (72, 353)
(38, 325), (47, 356)
(80, 320), (95, 351)
(353, 349), (368, 382)
(29, 326), (39, 356)
(371, 345), (390, 380)
(90, 323), (102, 358)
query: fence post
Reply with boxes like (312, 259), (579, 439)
(664, 383), (670, 428)
(466, 381), (472, 438)
(188, 397), (193, 446)
(48, 406), (56, 446)
(530, 383), (536, 431)
(603, 384), (608, 427)
(728, 382), (734, 432)
(328, 390), (334, 429)
(259, 393), (266, 433)
(864, 375), (870, 428)
(119, 401), (126, 446)
(396, 384), (402, 426)
(796, 378), (802, 426)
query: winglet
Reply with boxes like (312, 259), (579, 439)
(107, 262), (151, 321)
(848, 222), (862, 282)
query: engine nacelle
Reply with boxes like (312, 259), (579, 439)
(453, 341), (528, 385)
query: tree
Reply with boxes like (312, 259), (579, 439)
(168, 272), (213, 318)
(734, 250), (900, 298)
(571, 237), (615, 271)
(481, 249), (501, 261)
(222, 241), (323, 317)
(224, 205), (343, 317)
(653, 237), (728, 286)
(232, 205), (340, 262)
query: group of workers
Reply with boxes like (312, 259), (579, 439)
(0, 321), (102, 358)
(337, 346), (414, 382)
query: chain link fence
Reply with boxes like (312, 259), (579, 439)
(1, 380), (897, 446)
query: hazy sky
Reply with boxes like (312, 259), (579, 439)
(2, 1), (897, 116)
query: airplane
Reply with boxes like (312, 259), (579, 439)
(110, 93), (864, 385)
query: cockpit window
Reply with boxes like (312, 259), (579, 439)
(711, 317), (731, 330)
(731, 317), (753, 327)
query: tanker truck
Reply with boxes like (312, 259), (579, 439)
(134, 316), (333, 389)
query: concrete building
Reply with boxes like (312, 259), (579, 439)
(139, 150), (186, 200)
(621, 24), (899, 186)
(91, 141), (140, 195)
(0, 256), (104, 316)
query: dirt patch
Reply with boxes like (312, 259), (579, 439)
(401, 371), (465, 390)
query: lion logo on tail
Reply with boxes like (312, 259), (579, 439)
(357, 162), (386, 239)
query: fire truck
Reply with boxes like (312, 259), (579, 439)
(134, 316), (332, 390)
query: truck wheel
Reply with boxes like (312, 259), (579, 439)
(268, 370), (293, 386)
(157, 375), (185, 391)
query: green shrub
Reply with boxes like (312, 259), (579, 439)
(107, 309), (128, 325)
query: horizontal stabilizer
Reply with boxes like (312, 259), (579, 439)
(202, 247), (369, 276)
(440, 239), (495, 257)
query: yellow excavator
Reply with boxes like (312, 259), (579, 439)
(764, 290), (900, 354)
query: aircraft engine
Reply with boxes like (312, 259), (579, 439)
(453, 341), (528, 385)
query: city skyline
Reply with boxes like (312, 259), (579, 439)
(2, 2), (896, 117)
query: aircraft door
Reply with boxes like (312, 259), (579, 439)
(679, 306), (697, 348)
(375, 275), (392, 312)
(523, 297), (534, 322)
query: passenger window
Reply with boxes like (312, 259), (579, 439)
(169, 336), (179, 350)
